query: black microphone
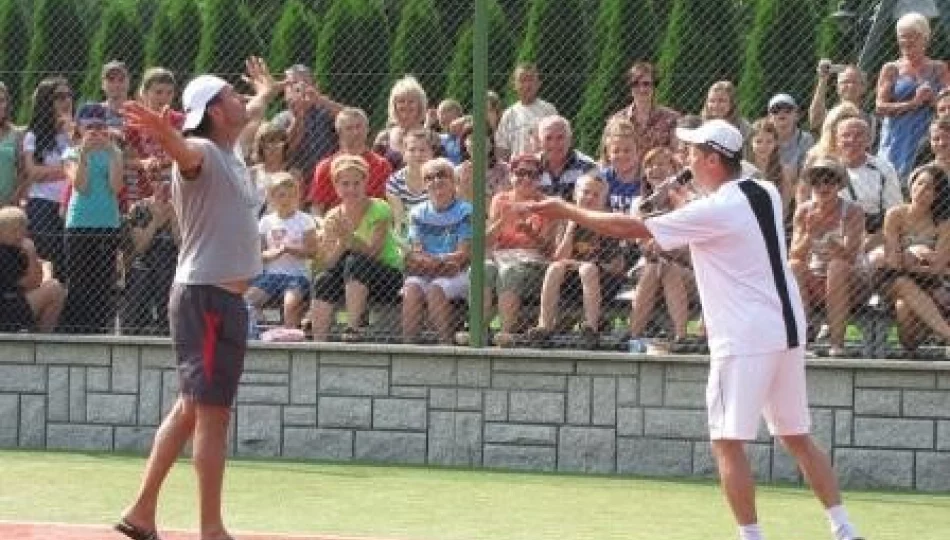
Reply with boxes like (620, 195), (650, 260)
(637, 169), (694, 214)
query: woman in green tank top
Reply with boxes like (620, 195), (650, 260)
(309, 154), (404, 341)
(0, 83), (21, 206)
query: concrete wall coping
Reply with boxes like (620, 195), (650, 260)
(3, 333), (948, 372)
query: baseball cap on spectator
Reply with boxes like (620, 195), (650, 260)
(181, 75), (228, 131)
(674, 119), (743, 160)
(75, 103), (110, 127)
(101, 60), (128, 79)
(768, 93), (798, 112)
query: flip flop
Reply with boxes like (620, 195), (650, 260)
(114, 518), (161, 540)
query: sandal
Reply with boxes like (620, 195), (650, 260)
(340, 326), (366, 342)
(114, 518), (161, 540)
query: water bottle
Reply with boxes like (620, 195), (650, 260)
(628, 338), (647, 354)
(246, 303), (260, 341)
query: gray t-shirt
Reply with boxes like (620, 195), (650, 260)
(172, 137), (262, 284)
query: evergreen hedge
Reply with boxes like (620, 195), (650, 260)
(514, 0), (593, 120)
(315, 0), (390, 127)
(196, 0), (262, 83)
(738, 0), (824, 118)
(388, 0), (451, 105)
(574, 0), (659, 154)
(443, 0), (513, 111)
(19, 0), (88, 121)
(81, 0), (144, 103)
(656, 0), (742, 114)
(0, 0), (29, 119)
(146, 0), (202, 86)
(269, 0), (320, 73)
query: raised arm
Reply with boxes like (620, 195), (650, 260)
(122, 102), (204, 176)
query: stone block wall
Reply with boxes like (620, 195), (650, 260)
(1, 336), (949, 491)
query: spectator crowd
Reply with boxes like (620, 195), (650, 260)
(1, 12), (949, 358)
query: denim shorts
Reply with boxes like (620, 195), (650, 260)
(251, 273), (311, 299)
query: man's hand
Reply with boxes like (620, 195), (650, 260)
(516, 197), (572, 221)
(123, 102), (175, 138)
(244, 56), (279, 99)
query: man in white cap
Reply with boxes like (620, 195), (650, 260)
(520, 119), (863, 540)
(768, 93), (815, 176)
(115, 57), (279, 540)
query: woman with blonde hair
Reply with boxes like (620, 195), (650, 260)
(249, 122), (293, 215)
(701, 80), (750, 137)
(380, 75), (428, 170)
(309, 154), (404, 341)
(876, 12), (950, 179)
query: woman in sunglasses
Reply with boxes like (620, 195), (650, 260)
(608, 62), (679, 166)
(789, 157), (866, 356)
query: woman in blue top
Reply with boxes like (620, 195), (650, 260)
(876, 12), (950, 181)
(61, 103), (124, 333)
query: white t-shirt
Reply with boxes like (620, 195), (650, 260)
(645, 177), (807, 358)
(495, 99), (558, 156)
(23, 131), (70, 202)
(259, 210), (317, 276)
(840, 154), (903, 216)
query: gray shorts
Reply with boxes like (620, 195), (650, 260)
(169, 284), (247, 407)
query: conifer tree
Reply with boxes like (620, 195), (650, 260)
(146, 0), (202, 84)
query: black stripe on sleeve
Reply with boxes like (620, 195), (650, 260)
(738, 180), (799, 349)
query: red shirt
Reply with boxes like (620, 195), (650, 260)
(308, 150), (392, 211)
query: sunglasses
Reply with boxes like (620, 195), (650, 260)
(769, 105), (795, 114)
(513, 168), (540, 178)
(424, 171), (452, 183)
(632, 80), (654, 88)
(808, 173), (841, 187)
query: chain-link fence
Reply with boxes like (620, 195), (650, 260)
(1, 0), (949, 359)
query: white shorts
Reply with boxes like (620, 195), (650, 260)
(402, 273), (469, 300)
(706, 346), (811, 441)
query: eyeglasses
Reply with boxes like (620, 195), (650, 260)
(512, 168), (540, 179)
(53, 91), (72, 101)
(424, 171), (452, 183)
(263, 140), (286, 149)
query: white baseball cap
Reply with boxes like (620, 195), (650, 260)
(767, 93), (798, 111)
(674, 119), (743, 160)
(182, 75), (228, 131)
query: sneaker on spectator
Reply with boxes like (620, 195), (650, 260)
(816, 323), (831, 342)
(493, 331), (517, 348)
(578, 324), (598, 349)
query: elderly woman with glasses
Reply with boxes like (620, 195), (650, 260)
(789, 157), (866, 356)
(876, 12), (950, 180)
(464, 153), (555, 346)
(401, 158), (472, 344)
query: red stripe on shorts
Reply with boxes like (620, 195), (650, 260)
(201, 311), (222, 383)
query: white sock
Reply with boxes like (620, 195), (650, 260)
(826, 505), (858, 540)
(739, 523), (764, 540)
